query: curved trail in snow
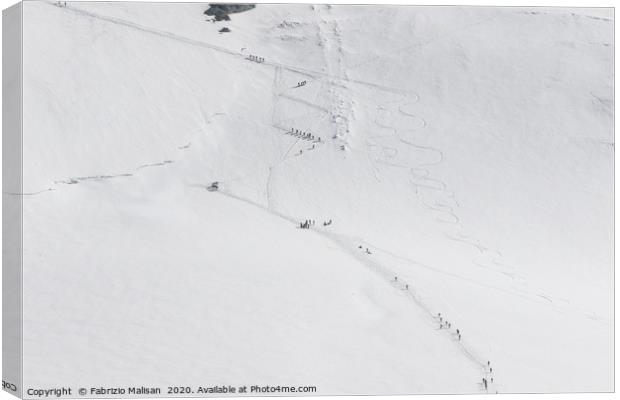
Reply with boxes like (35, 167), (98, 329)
(369, 89), (522, 282)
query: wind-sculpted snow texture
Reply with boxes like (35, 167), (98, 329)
(18, 2), (612, 395)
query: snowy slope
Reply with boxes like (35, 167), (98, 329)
(19, 1), (613, 395)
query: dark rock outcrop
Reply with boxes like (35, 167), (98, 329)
(204, 4), (255, 21)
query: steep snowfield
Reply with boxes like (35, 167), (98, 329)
(19, 1), (612, 395)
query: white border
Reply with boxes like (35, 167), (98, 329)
(0, 2), (615, 400)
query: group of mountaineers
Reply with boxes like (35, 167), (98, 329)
(298, 218), (496, 392)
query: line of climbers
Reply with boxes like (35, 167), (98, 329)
(436, 312), (462, 340)
(300, 219), (333, 229)
(437, 313), (456, 332)
(356, 240), (497, 394)
(358, 245), (372, 254)
(247, 55), (264, 63)
(287, 128), (321, 143)
(482, 360), (494, 392)
(300, 219), (315, 229)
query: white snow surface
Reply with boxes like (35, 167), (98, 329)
(19, 2), (613, 395)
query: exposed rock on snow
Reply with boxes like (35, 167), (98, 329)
(204, 3), (255, 21)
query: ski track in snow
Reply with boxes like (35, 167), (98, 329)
(366, 88), (526, 287)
